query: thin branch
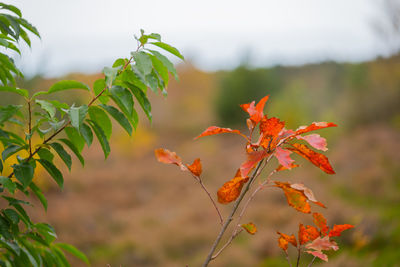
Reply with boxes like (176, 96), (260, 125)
(201, 159), (266, 267)
(296, 247), (301, 267)
(27, 100), (32, 155)
(211, 228), (243, 260)
(307, 256), (316, 267)
(198, 178), (223, 225)
(285, 251), (293, 267)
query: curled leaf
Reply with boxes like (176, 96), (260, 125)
(290, 183), (326, 208)
(296, 134), (328, 151)
(274, 147), (294, 169)
(155, 148), (185, 170)
(274, 181), (311, 213)
(295, 122), (337, 135)
(287, 143), (335, 174)
(194, 126), (247, 140)
(217, 170), (249, 204)
(240, 95), (269, 125)
(277, 232), (297, 251)
(241, 222), (257, 235)
(329, 224), (354, 237)
(186, 158), (202, 177)
(313, 213), (329, 236)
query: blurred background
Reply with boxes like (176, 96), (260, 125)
(3, 0), (400, 266)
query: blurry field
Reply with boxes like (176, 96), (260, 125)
(15, 56), (400, 266)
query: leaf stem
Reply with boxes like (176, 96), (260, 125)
(27, 100), (32, 155)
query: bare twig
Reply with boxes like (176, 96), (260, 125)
(307, 256), (316, 267)
(285, 251), (293, 267)
(211, 228), (243, 260)
(198, 178), (223, 225)
(296, 246), (301, 267)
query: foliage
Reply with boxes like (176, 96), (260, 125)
(0, 3), (183, 266)
(156, 95), (353, 266)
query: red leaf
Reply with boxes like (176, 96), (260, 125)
(155, 148), (185, 170)
(277, 232), (297, 251)
(296, 134), (328, 151)
(299, 224), (320, 245)
(329, 224), (354, 237)
(313, 213), (329, 236)
(276, 163), (300, 172)
(186, 158), (202, 177)
(274, 147), (295, 169)
(240, 95), (269, 124)
(287, 143), (335, 174)
(306, 250), (328, 262)
(241, 222), (257, 235)
(259, 116), (285, 150)
(194, 126), (247, 140)
(274, 181), (311, 213)
(217, 169), (249, 204)
(240, 150), (268, 177)
(295, 122), (337, 135)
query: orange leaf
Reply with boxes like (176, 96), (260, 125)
(217, 170), (249, 204)
(274, 147), (295, 169)
(313, 213), (329, 236)
(241, 222), (257, 235)
(276, 163), (300, 172)
(240, 95), (269, 124)
(329, 224), (354, 237)
(274, 181), (311, 213)
(290, 183), (326, 208)
(306, 250), (328, 262)
(295, 122), (337, 135)
(186, 158), (202, 177)
(299, 224), (320, 245)
(259, 116), (285, 150)
(277, 232), (297, 251)
(240, 150), (268, 177)
(194, 126), (247, 140)
(287, 143), (335, 174)
(155, 148), (185, 170)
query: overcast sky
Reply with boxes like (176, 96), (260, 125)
(6, 0), (392, 77)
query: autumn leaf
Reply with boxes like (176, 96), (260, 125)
(306, 250), (328, 262)
(290, 183), (326, 208)
(287, 143), (335, 174)
(240, 95), (269, 124)
(240, 150), (268, 177)
(329, 224), (354, 237)
(313, 213), (330, 235)
(217, 169), (249, 204)
(155, 148), (185, 170)
(296, 134), (328, 151)
(186, 158), (202, 177)
(299, 224), (320, 245)
(194, 126), (247, 140)
(277, 232), (297, 251)
(274, 181), (311, 213)
(259, 116), (285, 150)
(276, 163), (300, 172)
(306, 236), (339, 252)
(295, 122), (337, 135)
(241, 222), (257, 235)
(274, 147), (295, 169)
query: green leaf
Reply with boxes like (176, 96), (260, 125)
(35, 99), (56, 118)
(59, 138), (84, 167)
(117, 69), (147, 92)
(127, 85), (152, 122)
(29, 182), (47, 211)
(0, 86), (28, 97)
(47, 80), (90, 94)
(0, 4), (22, 17)
(147, 49), (178, 80)
(18, 17), (40, 38)
(37, 159), (63, 189)
(37, 148), (54, 162)
(35, 223), (57, 244)
(51, 246), (70, 267)
(149, 54), (169, 87)
(65, 127), (85, 152)
(149, 41), (184, 60)
(79, 123), (93, 147)
(12, 162), (34, 189)
(0, 176), (16, 194)
(147, 33), (161, 41)
(49, 143), (72, 171)
(68, 105), (88, 132)
(132, 51), (152, 75)
(93, 78), (109, 104)
(0, 105), (21, 125)
(56, 243), (89, 265)
(103, 66), (121, 87)
(100, 104), (133, 135)
(3, 208), (19, 225)
(0, 216), (12, 240)
(88, 106), (112, 139)
(0, 239), (20, 256)
(145, 71), (159, 93)
(2, 144), (26, 160)
(109, 85), (134, 118)
(87, 120), (110, 159)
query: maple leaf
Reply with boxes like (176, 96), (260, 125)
(274, 181), (311, 213)
(241, 222), (257, 235)
(277, 232), (297, 251)
(306, 250), (328, 262)
(217, 169), (249, 204)
(259, 116), (285, 150)
(194, 126), (247, 140)
(295, 122), (337, 135)
(186, 158), (202, 177)
(313, 213), (330, 235)
(287, 143), (335, 174)
(299, 224), (320, 245)
(240, 150), (268, 177)
(240, 95), (269, 125)
(328, 224), (354, 237)
(155, 148), (185, 170)
(296, 134), (328, 151)
(274, 147), (295, 169)
(290, 183), (326, 208)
